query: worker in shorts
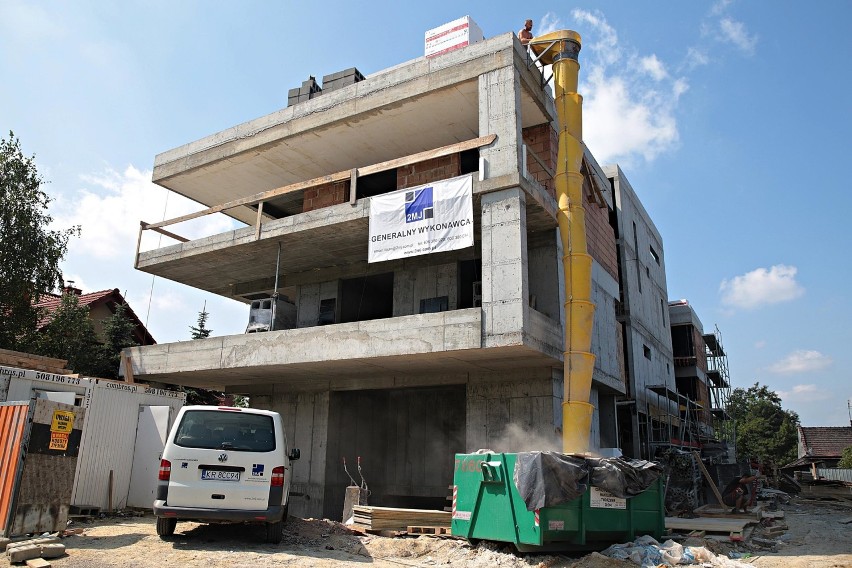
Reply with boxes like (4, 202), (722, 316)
(722, 473), (757, 514)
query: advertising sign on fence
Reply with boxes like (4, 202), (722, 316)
(368, 174), (474, 263)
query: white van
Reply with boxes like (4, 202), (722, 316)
(153, 405), (300, 543)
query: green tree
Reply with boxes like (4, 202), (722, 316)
(0, 131), (79, 349)
(838, 446), (852, 469)
(728, 382), (800, 467)
(31, 293), (100, 375)
(189, 302), (212, 339)
(93, 302), (139, 379)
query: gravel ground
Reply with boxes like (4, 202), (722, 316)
(3, 499), (850, 568)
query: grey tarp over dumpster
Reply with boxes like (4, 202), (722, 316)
(514, 452), (663, 511)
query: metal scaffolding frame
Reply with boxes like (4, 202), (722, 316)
(704, 325), (735, 447)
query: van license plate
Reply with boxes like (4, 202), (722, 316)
(201, 470), (240, 482)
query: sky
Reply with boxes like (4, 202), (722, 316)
(2, 1), (850, 427)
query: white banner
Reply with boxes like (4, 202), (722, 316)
(368, 174), (474, 263)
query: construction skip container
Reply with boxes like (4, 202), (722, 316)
(451, 452), (665, 552)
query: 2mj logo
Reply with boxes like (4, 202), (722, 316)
(405, 187), (433, 223)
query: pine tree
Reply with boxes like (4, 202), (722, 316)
(94, 302), (139, 379)
(190, 302), (212, 339)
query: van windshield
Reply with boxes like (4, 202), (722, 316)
(174, 410), (276, 452)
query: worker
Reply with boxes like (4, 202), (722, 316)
(518, 19), (533, 45)
(722, 473), (757, 514)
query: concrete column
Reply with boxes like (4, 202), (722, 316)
(271, 390), (329, 519)
(479, 66), (522, 178)
(480, 187), (528, 347)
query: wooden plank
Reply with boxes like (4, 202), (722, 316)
(665, 516), (752, 534)
(694, 504), (759, 518)
(352, 505), (451, 530)
(407, 526), (451, 535)
(349, 168), (358, 205)
(357, 134), (496, 177)
(146, 134), (497, 230)
(526, 145), (554, 179)
(122, 353), (135, 384)
(254, 201), (265, 240)
(144, 224), (189, 243)
(0, 350), (70, 374)
(692, 451), (726, 507)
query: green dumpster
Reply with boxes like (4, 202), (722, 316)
(451, 452), (665, 552)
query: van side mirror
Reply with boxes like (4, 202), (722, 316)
(289, 448), (300, 461)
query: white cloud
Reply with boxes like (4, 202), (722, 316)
(569, 9), (686, 164)
(719, 264), (805, 310)
(639, 55), (668, 81)
(719, 18), (758, 55)
(777, 383), (832, 403)
(685, 47), (710, 69)
(753, 340), (766, 349)
(0, 1), (64, 42)
(51, 165), (239, 260)
(769, 351), (833, 375)
(710, 0), (733, 17)
(537, 12), (562, 36)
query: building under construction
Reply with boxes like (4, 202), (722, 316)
(126, 28), (731, 519)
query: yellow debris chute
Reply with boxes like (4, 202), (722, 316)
(529, 31), (595, 454)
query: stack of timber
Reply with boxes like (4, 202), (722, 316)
(0, 349), (73, 375)
(352, 506), (451, 532)
(665, 516), (756, 541)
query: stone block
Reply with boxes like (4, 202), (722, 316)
(8, 545), (41, 563)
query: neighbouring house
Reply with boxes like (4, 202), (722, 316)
(34, 285), (156, 346)
(783, 426), (852, 474)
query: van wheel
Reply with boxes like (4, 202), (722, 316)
(265, 520), (283, 544)
(156, 517), (176, 539)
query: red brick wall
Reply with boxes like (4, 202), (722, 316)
(302, 180), (349, 212)
(584, 180), (618, 281)
(396, 154), (461, 190)
(522, 123), (558, 198)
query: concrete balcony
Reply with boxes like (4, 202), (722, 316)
(125, 307), (565, 391)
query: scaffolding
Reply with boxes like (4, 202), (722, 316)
(704, 325), (735, 447)
(643, 385), (712, 455)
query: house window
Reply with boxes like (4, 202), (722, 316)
(650, 245), (660, 265)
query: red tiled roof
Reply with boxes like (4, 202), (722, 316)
(34, 289), (116, 328)
(33, 288), (156, 345)
(799, 426), (852, 458)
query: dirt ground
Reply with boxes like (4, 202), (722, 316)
(4, 499), (850, 568)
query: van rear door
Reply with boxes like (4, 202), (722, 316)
(165, 409), (279, 511)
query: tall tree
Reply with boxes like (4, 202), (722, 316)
(189, 302), (212, 339)
(839, 447), (852, 469)
(0, 132), (79, 350)
(93, 302), (139, 379)
(31, 293), (100, 375)
(728, 382), (800, 467)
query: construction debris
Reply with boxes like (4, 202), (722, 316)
(5, 538), (65, 564)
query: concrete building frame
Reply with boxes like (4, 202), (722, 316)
(126, 33), (675, 518)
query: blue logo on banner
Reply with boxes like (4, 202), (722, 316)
(252, 464), (264, 477)
(404, 187), (433, 223)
